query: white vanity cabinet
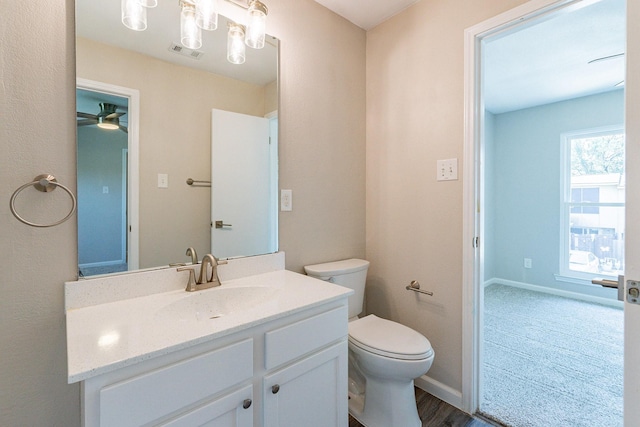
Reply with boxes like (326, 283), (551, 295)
(83, 339), (255, 427)
(263, 307), (349, 427)
(80, 302), (348, 427)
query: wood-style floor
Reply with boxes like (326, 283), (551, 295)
(348, 388), (499, 427)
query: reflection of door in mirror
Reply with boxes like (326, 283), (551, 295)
(211, 109), (278, 259)
(76, 83), (140, 277)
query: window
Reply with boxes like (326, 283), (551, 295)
(560, 127), (625, 280)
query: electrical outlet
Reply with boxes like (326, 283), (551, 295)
(524, 258), (532, 269)
(281, 189), (292, 211)
(102, 186), (109, 194)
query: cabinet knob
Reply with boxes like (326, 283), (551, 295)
(271, 384), (280, 394)
(243, 399), (252, 409)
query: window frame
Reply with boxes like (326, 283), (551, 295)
(559, 125), (625, 283)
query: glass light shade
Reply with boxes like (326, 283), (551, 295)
(137, 0), (158, 7)
(97, 117), (120, 130)
(181, 3), (202, 50)
(227, 23), (246, 65)
(121, 0), (147, 31)
(196, 0), (219, 31)
(245, 0), (267, 49)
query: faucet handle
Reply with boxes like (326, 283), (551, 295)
(177, 266), (198, 292)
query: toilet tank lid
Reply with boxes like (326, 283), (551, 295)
(304, 259), (370, 277)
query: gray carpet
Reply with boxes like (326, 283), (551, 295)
(480, 284), (623, 427)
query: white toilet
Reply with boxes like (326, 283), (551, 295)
(304, 259), (434, 427)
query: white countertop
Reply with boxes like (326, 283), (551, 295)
(66, 269), (352, 383)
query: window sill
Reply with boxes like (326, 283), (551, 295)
(554, 273), (617, 286)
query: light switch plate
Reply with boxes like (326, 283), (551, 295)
(437, 158), (458, 181)
(158, 173), (169, 188)
(281, 189), (292, 211)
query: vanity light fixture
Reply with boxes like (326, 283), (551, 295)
(121, 0), (268, 62)
(137, 0), (158, 7)
(180, 1), (202, 50)
(195, 0), (219, 31)
(227, 22), (246, 64)
(121, 0), (148, 31)
(245, 0), (268, 49)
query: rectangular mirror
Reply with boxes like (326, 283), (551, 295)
(75, 0), (278, 277)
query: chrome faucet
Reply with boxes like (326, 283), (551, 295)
(177, 253), (228, 292)
(186, 247), (198, 264)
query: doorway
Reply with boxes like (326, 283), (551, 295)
(462, 0), (626, 424)
(76, 79), (140, 276)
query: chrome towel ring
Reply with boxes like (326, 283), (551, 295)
(10, 174), (77, 228)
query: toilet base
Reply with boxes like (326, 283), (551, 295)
(347, 376), (421, 427)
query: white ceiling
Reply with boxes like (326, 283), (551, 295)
(315, 0), (626, 114)
(313, 0), (421, 30)
(76, 0), (278, 87)
(483, 0), (625, 113)
(77, 0), (626, 116)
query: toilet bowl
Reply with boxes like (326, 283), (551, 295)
(304, 259), (435, 427)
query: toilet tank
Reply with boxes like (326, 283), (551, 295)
(304, 259), (370, 319)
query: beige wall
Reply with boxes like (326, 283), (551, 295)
(0, 0), (365, 425)
(78, 37), (267, 268)
(365, 0), (528, 393)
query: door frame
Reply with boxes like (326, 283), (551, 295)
(76, 78), (140, 271)
(461, 0), (609, 413)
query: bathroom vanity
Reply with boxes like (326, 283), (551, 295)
(65, 253), (352, 427)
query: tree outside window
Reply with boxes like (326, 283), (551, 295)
(562, 128), (625, 278)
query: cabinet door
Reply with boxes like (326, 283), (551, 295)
(159, 385), (253, 427)
(263, 341), (348, 427)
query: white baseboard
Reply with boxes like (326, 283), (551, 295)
(484, 277), (623, 308)
(415, 375), (464, 413)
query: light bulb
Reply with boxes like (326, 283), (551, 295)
(97, 117), (120, 130)
(181, 2), (202, 50)
(227, 23), (246, 65)
(245, 0), (267, 49)
(196, 0), (219, 31)
(121, 0), (147, 31)
(137, 0), (157, 7)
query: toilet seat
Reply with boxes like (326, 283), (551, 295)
(348, 314), (433, 360)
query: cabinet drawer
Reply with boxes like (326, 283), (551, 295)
(100, 339), (253, 427)
(159, 385), (253, 427)
(264, 306), (347, 369)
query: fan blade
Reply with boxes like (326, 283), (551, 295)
(119, 125), (128, 134)
(77, 119), (98, 127)
(77, 112), (97, 119)
(588, 52), (625, 64)
(105, 112), (126, 119)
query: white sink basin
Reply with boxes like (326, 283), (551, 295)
(157, 286), (279, 321)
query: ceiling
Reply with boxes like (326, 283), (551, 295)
(315, 0), (626, 114)
(76, 0), (278, 87)
(313, 0), (421, 30)
(77, 0), (626, 116)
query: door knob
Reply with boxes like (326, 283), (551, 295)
(271, 384), (280, 394)
(214, 220), (232, 229)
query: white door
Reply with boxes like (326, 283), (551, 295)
(624, 0), (640, 423)
(463, 3), (638, 425)
(211, 109), (273, 259)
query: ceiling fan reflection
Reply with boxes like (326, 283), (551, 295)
(77, 103), (128, 133)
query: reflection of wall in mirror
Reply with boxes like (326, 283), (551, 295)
(76, 37), (277, 269)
